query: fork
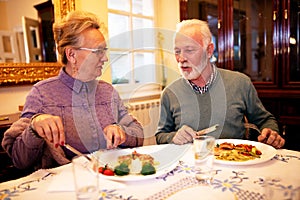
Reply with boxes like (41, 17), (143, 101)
(244, 123), (261, 139)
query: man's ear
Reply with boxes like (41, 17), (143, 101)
(207, 43), (214, 58)
(65, 47), (76, 64)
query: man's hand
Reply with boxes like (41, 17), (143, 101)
(258, 128), (285, 149)
(172, 125), (197, 145)
(31, 114), (65, 148)
(103, 124), (126, 149)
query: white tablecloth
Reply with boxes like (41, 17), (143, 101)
(0, 143), (299, 200)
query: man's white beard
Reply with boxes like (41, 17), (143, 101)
(180, 52), (209, 80)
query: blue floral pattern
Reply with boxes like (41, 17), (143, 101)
(99, 189), (138, 200)
(212, 179), (241, 192)
(175, 161), (195, 174)
(1, 152), (299, 200)
(150, 159), (299, 200)
(273, 154), (300, 162)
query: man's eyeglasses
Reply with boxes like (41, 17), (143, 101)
(78, 47), (108, 56)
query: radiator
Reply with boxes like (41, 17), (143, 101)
(127, 99), (160, 146)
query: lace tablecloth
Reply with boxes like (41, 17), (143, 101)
(0, 144), (299, 200)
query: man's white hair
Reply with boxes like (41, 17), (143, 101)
(176, 19), (212, 48)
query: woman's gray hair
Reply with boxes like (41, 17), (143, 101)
(53, 10), (101, 64)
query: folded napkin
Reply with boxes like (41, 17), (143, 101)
(47, 165), (125, 192)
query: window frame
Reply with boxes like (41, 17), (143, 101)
(107, 0), (157, 87)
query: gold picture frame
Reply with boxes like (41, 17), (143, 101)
(0, 62), (62, 86)
(0, 0), (75, 86)
(53, 0), (75, 22)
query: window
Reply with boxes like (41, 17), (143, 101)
(108, 0), (156, 85)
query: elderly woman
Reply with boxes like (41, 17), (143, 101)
(2, 10), (144, 170)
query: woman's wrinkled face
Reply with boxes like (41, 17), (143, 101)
(174, 30), (209, 80)
(72, 28), (108, 82)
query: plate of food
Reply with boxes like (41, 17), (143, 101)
(93, 144), (190, 181)
(214, 139), (277, 165)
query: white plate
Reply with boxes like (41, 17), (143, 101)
(214, 139), (277, 165)
(93, 144), (190, 182)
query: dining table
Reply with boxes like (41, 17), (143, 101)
(0, 140), (299, 200)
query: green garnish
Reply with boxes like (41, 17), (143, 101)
(141, 162), (156, 175)
(114, 162), (130, 176)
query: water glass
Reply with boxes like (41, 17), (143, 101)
(72, 155), (99, 200)
(193, 135), (215, 184)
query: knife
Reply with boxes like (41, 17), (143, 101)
(196, 124), (219, 136)
(64, 144), (92, 162)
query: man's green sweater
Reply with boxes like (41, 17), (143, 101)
(156, 67), (279, 144)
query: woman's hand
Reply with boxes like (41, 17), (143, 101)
(103, 124), (126, 149)
(31, 114), (65, 148)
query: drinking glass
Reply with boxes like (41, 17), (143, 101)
(72, 155), (99, 200)
(193, 135), (215, 184)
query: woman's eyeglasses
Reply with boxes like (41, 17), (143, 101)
(78, 47), (108, 56)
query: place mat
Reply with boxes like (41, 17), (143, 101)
(145, 176), (266, 200)
(145, 176), (199, 200)
(234, 190), (264, 200)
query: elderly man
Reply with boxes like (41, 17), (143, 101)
(155, 19), (285, 149)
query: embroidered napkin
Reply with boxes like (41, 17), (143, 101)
(47, 166), (125, 192)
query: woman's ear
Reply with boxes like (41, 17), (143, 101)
(65, 47), (77, 64)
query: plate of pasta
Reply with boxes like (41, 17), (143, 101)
(214, 139), (277, 165)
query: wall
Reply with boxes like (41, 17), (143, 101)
(0, 0), (180, 115)
(156, 0), (181, 86)
(0, 2), (8, 30)
(5, 0), (43, 31)
(0, 85), (32, 114)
